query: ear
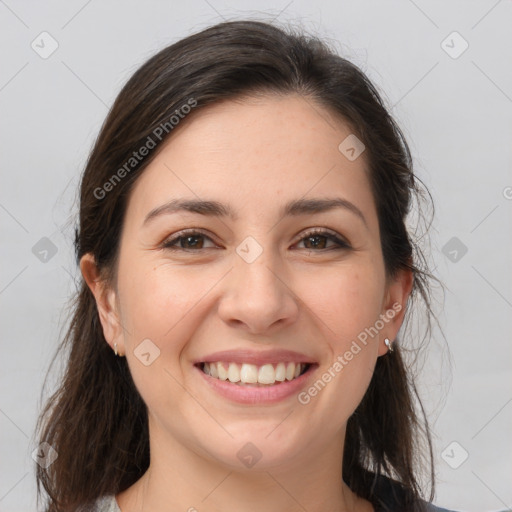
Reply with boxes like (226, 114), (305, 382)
(377, 267), (413, 356)
(80, 253), (125, 356)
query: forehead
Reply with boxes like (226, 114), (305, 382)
(124, 94), (378, 231)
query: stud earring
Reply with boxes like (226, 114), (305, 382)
(384, 338), (393, 353)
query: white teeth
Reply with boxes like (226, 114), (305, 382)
(285, 362), (295, 381)
(275, 362), (286, 381)
(217, 362), (228, 381)
(227, 362), (240, 383)
(202, 361), (308, 385)
(240, 363), (258, 383)
(258, 364), (276, 384)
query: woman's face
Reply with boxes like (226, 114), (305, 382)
(84, 94), (411, 473)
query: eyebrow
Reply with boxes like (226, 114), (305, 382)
(143, 197), (368, 228)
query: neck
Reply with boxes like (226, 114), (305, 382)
(116, 418), (374, 512)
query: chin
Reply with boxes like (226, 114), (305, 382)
(193, 423), (307, 472)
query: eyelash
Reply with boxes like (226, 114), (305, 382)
(161, 228), (351, 253)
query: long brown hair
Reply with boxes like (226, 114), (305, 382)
(36, 19), (440, 511)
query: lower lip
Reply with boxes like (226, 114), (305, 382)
(195, 364), (317, 404)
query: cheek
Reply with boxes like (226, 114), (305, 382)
(118, 262), (206, 341)
(307, 267), (383, 413)
(294, 265), (383, 411)
(297, 264), (384, 345)
(118, 265), (203, 413)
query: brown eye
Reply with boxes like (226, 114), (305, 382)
(176, 234), (205, 249)
(162, 230), (216, 251)
(296, 230), (350, 251)
(302, 234), (329, 249)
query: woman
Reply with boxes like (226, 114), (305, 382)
(35, 20), (456, 512)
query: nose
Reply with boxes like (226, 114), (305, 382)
(217, 247), (300, 335)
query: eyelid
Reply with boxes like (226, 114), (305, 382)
(161, 227), (351, 251)
(161, 228), (219, 249)
(293, 227), (351, 250)
(295, 227), (349, 244)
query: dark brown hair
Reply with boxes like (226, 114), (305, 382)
(36, 19), (439, 511)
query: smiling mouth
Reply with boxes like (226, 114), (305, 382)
(197, 361), (312, 386)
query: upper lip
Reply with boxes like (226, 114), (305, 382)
(194, 349), (316, 366)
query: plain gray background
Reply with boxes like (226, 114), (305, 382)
(1, 1), (511, 511)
